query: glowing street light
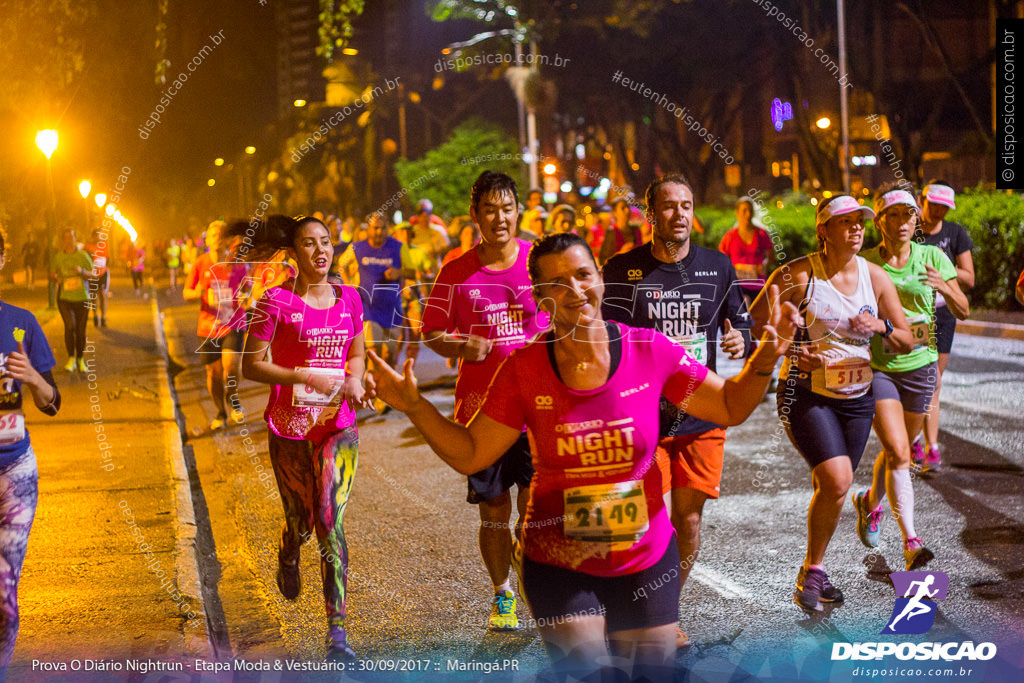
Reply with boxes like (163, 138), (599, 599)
(543, 163), (557, 175)
(293, 99), (307, 107)
(214, 157), (225, 166)
(94, 193), (107, 207)
(816, 117), (832, 130)
(35, 129), (58, 159)
(244, 146), (256, 155)
(105, 203), (116, 217)
(208, 178), (216, 187)
(35, 129), (59, 308)
(78, 180), (92, 198)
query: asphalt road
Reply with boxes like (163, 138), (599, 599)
(159, 288), (1024, 682)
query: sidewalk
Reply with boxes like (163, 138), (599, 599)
(3, 279), (210, 677)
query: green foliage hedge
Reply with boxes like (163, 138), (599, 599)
(946, 186), (1024, 310)
(394, 119), (524, 219)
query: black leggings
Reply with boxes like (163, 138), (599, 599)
(57, 299), (89, 358)
(131, 271), (144, 290)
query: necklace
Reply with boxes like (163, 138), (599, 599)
(575, 360), (588, 372)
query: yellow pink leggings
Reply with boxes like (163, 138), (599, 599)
(268, 427), (358, 631)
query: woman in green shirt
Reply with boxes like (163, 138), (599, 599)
(49, 229), (93, 372)
(853, 186), (968, 571)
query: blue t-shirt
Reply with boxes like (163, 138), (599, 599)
(0, 302), (56, 463)
(352, 237), (404, 328)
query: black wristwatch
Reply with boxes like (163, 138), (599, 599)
(881, 318), (894, 338)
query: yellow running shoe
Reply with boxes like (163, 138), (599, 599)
(488, 590), (518, 630)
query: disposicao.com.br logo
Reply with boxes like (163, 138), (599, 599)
(831, 571), (997, 662)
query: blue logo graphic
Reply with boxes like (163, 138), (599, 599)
(881, 571), (949, 635)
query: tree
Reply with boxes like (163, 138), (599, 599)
(393, 119), (522, 217)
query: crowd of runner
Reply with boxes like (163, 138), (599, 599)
(0, 174), (992, 679)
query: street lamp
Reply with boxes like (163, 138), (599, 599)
(78, 180), (92, 236)
(35, 129), (59, 308)
(94, 193), (107, 208)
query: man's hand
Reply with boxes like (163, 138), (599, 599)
(719, 319), (745, 359)
(461, 335), (493, 362)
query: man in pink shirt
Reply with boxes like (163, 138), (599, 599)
(421, 171), (547, 631)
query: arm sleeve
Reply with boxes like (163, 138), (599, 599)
(479, 356), (527, 430)
(247, 291), (278, 342)
(954, 224), (974, 255)
(420, 266), (457, 335)
(931, 247), (958, 282)
(718, 230), (731, 254)
(37, 370), (60, 416)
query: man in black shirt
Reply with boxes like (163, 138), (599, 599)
(602, 173), (750, 647)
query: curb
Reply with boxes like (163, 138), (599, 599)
(956, 319), (1024, 341)
(150, 297), (214, 659)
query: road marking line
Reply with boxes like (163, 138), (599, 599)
(690, 563), (753, 600)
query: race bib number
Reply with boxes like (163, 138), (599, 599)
(292, 367), (344, 408)
(824, 357), (872, 392)
(673, 333), (707, 367)
(0, 411), (26, 446)
(884, 316), (929, 354)
(734, 263), (762, 282)
(563, 481), (649, 543)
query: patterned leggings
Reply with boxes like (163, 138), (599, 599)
(268, 428), (358, 629)
(0, 447), (38, 670)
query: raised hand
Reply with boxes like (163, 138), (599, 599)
(5, 342), (41, 385)
(365, 350), (420, 413)
(761, 284), (804, 360)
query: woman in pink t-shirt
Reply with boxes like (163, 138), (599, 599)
(368, 233), (800, 680)
(235, 215), (368, 661)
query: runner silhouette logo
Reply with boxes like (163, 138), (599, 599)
(881, 570), (949, 635)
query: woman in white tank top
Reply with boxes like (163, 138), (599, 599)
(749, 194), (913, 614)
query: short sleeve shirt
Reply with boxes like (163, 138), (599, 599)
(481, 324), (709, 576)
(421, 241), (548, 424)
(186, 252), (251, 339)
(863, 243), (957, 372)
(0, 303), (56, 463)
(718, 227), (773, 291)
(248, 283), (363, 441)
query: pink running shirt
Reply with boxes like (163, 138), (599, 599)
(482, 323), (709, 576)
(421, 240), (548, 424)
(718, 227), (773, 291)
(248, 282), (363, 441)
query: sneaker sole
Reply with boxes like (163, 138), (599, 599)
(488, 622), (519, 631)
(793, 591), (823, 613)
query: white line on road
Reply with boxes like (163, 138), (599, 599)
(689, 563), (753, 600)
